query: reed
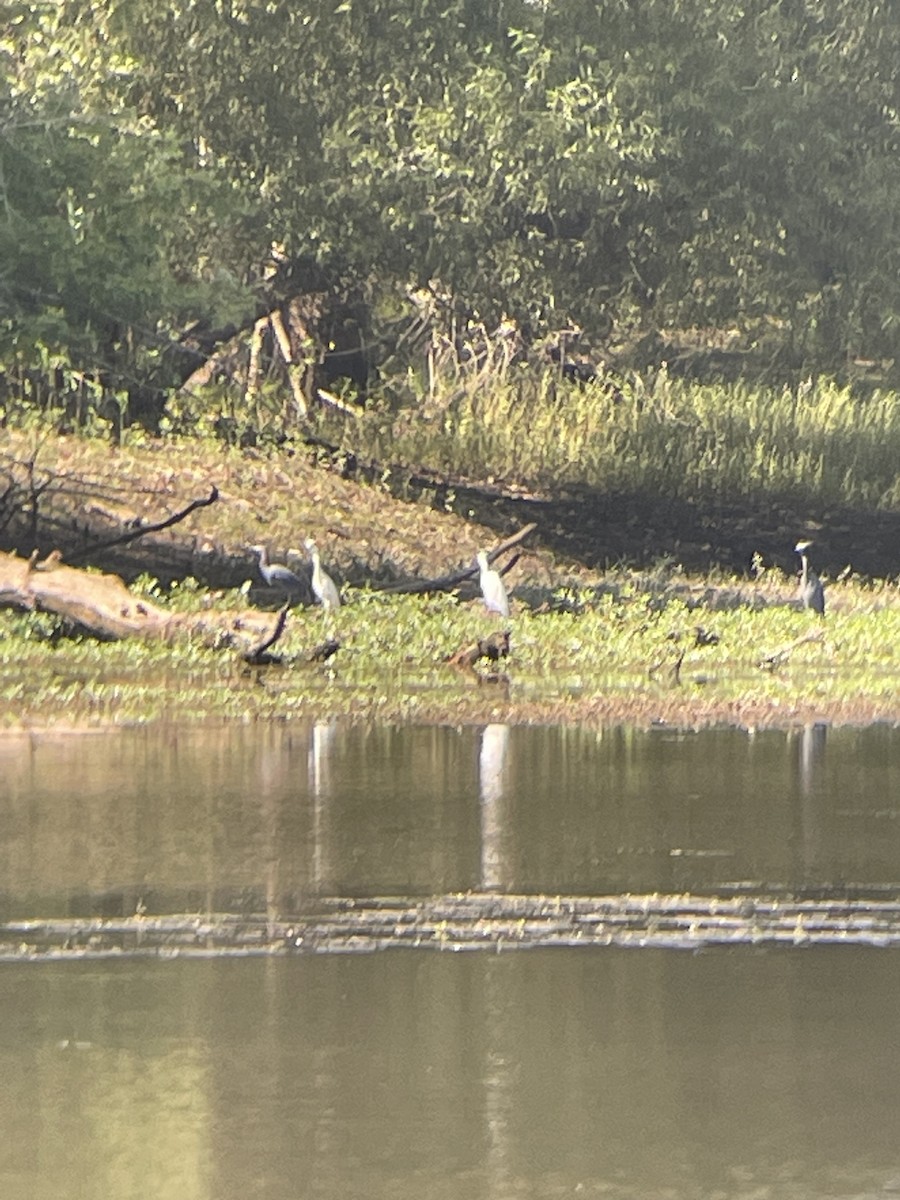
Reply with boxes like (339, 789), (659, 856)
(336, 368), (900, 508)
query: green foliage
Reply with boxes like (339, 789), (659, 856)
(1, 566), (899, 729)
(7, 0), (900, 427)
(0, 4), (253, 420)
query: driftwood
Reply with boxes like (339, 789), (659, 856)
(447, 629), (510, 668)
(0, 548), (282, 649)
(759, 630), (825, 670)
(380, 522), (536, 596)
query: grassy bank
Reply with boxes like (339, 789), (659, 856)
(1, 380), (899, 732)
(2, 563), (899, 731)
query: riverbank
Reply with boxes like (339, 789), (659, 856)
(1, 427), (898, 731)
(2, 564), (899, 731)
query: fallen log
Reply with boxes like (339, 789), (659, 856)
(0, 548), (282, 650)
(379, 522), (536, 596)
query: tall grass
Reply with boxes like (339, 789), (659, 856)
(337, 366), (900, 508)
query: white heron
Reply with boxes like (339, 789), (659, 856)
(476, 550), (509, 618)
(303, 538), (341, 611)
(795, 540), (825, 615)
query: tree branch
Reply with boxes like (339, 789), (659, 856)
(65, 486), (220, 565)
(378, 522), (536, 595)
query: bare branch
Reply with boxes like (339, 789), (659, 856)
(66, 486), (219, 565)
(378, 522), (536, 596)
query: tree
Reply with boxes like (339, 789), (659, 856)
(0, 3), (251, 422)
(7, 0), (900, 415)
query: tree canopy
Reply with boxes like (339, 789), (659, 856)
(4, 0), (900, 419)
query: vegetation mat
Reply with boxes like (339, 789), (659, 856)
(5, 891), (900, 961)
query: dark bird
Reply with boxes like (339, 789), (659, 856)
(795, 540), (825, 615)
(694, 626), (720, 647)
(250, 544), (303, 601)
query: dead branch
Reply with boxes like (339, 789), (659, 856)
(242, 603), (291, 665)
(648, 646), (686, 683)
(316, 388), (361, 416)
(270, 308), (309, 418)
(177, 324), (250, 395)
(245, 315), (269, 409)
(379, 523), (536, 596)
(759, 630), (825, 670)
(65, 486), (219, 565)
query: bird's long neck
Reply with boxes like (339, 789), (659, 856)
(256, 546), (269, 570)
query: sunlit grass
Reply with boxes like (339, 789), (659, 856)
(2, 566), (898, 730)
(324, 368), (900, 508)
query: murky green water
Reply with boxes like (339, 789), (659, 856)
(2, 722), (899, 913)
(2, 950), (900, 1200)
(1, 722), (899, 1198)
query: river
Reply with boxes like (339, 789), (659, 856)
(1, 721), (898, 1199)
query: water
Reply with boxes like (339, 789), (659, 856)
(2, 950), (900, 1199)
(1, 722), (900, 1199)
(1, 723), (898, 914)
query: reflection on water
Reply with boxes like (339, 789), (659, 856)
(309, 719), (338, 892)
(479, 722), (509, 891)
(2, 949), (900, 1200)
(798, 720), (828, 796)
(2, 722), (899, 921)
(2, 722), (900, 1200)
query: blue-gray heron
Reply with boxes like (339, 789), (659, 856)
(303, 538), (341, 611)
(795, 540), (825, 615)
(476, 550), (510, 618)
(250, 544), (303, 600)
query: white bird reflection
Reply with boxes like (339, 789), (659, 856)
(796, 721), (828, 879)
(479, 723), (510, 892)
(309, 720), (339, 891)
(478, 723), (515, 1192)
(799, 722), (827, 797)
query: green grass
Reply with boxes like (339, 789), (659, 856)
(10, 358), (900, 524)
(2, 566), (898, 730)
(318, 369), (900, 509)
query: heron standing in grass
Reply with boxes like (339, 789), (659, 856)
(477, 550), (510, 618)
(250, 544), (303, 602)
(795, 540), (825, 615)
(303, 539), (341, 611)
